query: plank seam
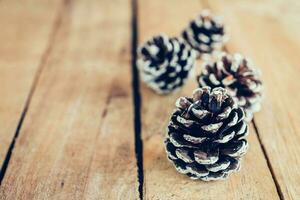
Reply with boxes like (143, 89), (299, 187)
(0, 0), (69, 185)
(252, 119), (285, 200)
(131, 0), (144, 199)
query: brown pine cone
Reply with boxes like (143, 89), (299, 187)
(182, 10), (227, 57)
(197, 53), (263, 121)
(165, 87), (249, 181)
(137, 34), (196, 94)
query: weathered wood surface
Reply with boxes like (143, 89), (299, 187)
(0, 0), (138, 199)
(0, 0), (62, 167)
(0, 0), (299, 199)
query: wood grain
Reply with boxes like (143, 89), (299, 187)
(0, 0), (138, 199)
(207, 0), (300, 199)
(138, 0), (280, 199)
(0, 0), (62, 167)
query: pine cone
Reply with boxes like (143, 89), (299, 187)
(182, 10), (227, 56)
(197, 53), (263, 121)
(165, 87), (249, 181)
(137, 35), (196, 94)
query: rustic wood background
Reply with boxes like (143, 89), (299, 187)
(0, 0), (299, 199)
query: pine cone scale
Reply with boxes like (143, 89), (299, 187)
(182, 10), (227, 56)
(197, 53), (263, 121)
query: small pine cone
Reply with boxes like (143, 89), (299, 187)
(182, 10), (227, 57)
(137, 34), (196, 94)
(197, 53), (263, 121)
(165, 87), (249, 181)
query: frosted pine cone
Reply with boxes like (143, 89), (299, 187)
(197, 53), (263, 121)
(165, 87), (249, 181)
(182, 10), (227, 57)
(137, 35), (196, 94)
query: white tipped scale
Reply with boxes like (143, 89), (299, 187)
(175, 64), (181, 72)
(216, 60), (225, 70)
(233, 53), (243, 64)
(192, 108), (210, 120)
(211, 42), (223, 50)
(166, 152), (177, 160)
(227, 112), (239, 127)
(157, 81), (165, 87)
(174, 77), (181, 85)
(199, 44), (210, 52)
(186, 28), (200, 46)
(222, 75), (235, 86)
(198, 77), (208, 88)
(201, 9), (211, 17)
(172, 39), (180, 53)
(201, 122), (223, 133)
(186, 166), (209, 178)
(175, 149), (193, 163)
(211, 34), (222, 42)
(198, 33), (210, 43)
(183, 61), (193, 71)
(238, 126), (249, 139)
(250, 101), (261, 113)
(227, 87), (238, 99)
(208, 74), (221, 85)
(230, 62), (239, 73)
(194, 150), (219, 165)
(200, 173), (228, 181)
(215, 131), (235, 143)
(183, 134), (207, 144)
(181, 48), (189, 60)
(217, 106), (231, 120)
(223, 140), (249, 157)
(192, 88), (204, 101)
(146, 45), (160, 58)
(213, 16), (223, 26)
(205, 159), (231, 172)
(194, 16), (203, 27)
(169, 134), (185, 148)
(174, 165), (189, 175)
(168, 71), (177, 78)
(203, 19), (212, 29)
(244, 110), (253, 122)
(237, 96), (247, 106)
(165, 149), (177, 160)
(166, 83), (173, 90)
(223, 159), (241, 175)
(170, 55), (179, 66)
(236, 122), (247, 135)
(175, 97), (191, 109)
(176, 115), (194, 127)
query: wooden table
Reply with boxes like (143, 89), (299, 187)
(0, 0), (299, 199)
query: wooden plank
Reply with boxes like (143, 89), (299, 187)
(138, 0), (280, 199)
(0, 0), (62, 167)
(0, 0), (138, 199)
(207, 0), (300, 199)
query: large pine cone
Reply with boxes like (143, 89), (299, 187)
(182, 10), (227, 56)
(197, 53), (263, 121)
(137, 35), (195, 94)
(165, 87), (249, 181)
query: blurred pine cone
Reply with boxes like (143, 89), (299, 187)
(137, 34), (196, 94)
(182, 10), (227, 57)
(197, 53), (263, 121)
(165, 87), (249, 181)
